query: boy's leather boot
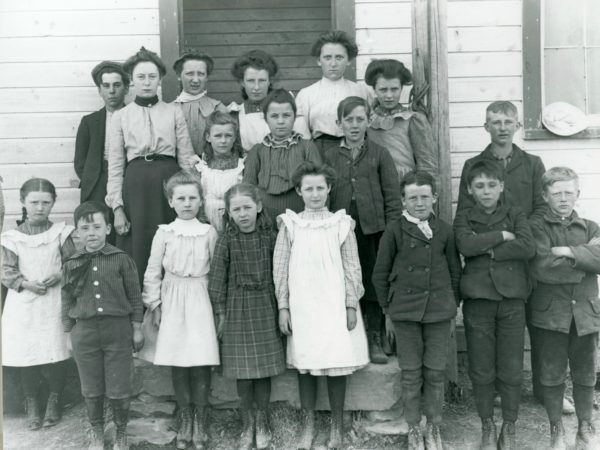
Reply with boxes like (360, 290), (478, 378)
(368, 330), (388, 364)
(192, 405), (209, 449)
(43, 392), (62, 427)
(25, 396), (42, 430)
(424, 422), (443, 450)
(297, 409), (315, 449)
(255, 408), (272, 449)
(480, 417), (497, 450)
(327, 410), (343, 449)
(85, 396), (105, 450)
(497, 421), (516, 450)
(238, 408), (255, 450)
(407, 424), (425, 450)
(111, 398), (130, 450)
(575, 420), (595, 450)
(550, 421), (567, 450)
(177, 405), (193, 449)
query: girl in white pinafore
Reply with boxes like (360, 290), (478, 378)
(274, 161), (368, 449)
(195, 111), (244, 233)
(139, 171), (219, 449)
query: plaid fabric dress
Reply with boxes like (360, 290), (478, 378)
(208, 227), (285, 379)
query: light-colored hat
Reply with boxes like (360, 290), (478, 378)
(542, 102), (588, 136)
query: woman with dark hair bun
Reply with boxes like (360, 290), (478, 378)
(106, 47), (196, 284)
(228, 50), (308, 153)
(295, 30), (371, 157)
(365, 59), (438, 181)
(172, 51), (228, 157)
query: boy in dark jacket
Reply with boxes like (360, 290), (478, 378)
(62, 201), (144, 450)
(529, 167), (600, 449)
(454, 161), (535, 450)
(325, 96), (403, 364)
(373, 171), (461, 450)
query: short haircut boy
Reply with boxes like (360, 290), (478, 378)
(540, 166), (579, 191)
(399, 171), (437, 196)
(74, 201), (110, 226)
(486, 101), (518, 119)
(262, 89), (297, 117)
(337, 96), (370, 121)
(466, 160), (505, 186)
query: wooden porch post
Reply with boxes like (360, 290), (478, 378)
(412, 0), (458, 387)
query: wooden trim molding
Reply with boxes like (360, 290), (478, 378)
(332, 0), (357, 81)
(159, 0), (183, 103)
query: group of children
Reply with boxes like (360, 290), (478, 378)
(2, 37), (599, 450)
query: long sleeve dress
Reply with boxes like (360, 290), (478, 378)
(208, 224), (285, 379)
(1, 221), (75, 366)
(105, 100), (196, 284)
(273, 208), (369, 375)
(139, 218), (219, 367)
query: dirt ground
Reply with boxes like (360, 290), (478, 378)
(4, 389), (600, 450)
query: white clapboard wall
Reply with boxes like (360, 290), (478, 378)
(0, 0), (160, 229)
(355, 0), (600, 223)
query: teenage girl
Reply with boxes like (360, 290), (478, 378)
(208, 182), (285, 450)
(140, 171), (219, 450)
(275, 161), (369, 450)
(1, 178), (76, 430)
(365, 59), (438, 181)
(195, 110), (244, 233)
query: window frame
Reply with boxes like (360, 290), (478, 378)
(522, 0), (600, 139)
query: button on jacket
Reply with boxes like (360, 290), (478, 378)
(324, 139), (402, 235)
(454, 203), (536, 301)
(529, 211), (600, 336)
(372, 216), (461, 322)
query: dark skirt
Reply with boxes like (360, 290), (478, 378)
(263, 189), (305, 229)
(117, 157), (179, 284)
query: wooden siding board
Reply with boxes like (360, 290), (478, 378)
(0, 138), (76, 164)
(448, 26), (521, 52)
(0, 10), (159, 37)
(0, 87), (103, 113)
(0, 62), (104, 88)
(183, 0), (326, 8)
(1, 163), (77, 190)
(355, 3), (411, 29)
(0, 0), (159, 12)
(184, 8), (331, 22)
(184, 20), (331, 34)
(447, 1), (521, 27)
(448, 77), (522, 102)
(0, 36), (161, 62)
(0, 112), (91, 139)
(356, 29), (412, 54)
(184, 31), (325, 47)
(448, 52), (521, 77)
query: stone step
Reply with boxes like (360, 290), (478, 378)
(133, 357), (402, 411)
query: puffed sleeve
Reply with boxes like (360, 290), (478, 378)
(1, 246), (24, 291)
(273, 219), (292, 310)
(242, 145), (261, 185)
(174, 106), (196, 170)
(208, 233), (229, 316)
(408, 112), (438, 178)
(106, 109), (126, 210)
(142, 228), (166, 311)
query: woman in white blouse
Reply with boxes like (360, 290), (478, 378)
(105, 47), (195, 283)
(295, 30), (371, 158)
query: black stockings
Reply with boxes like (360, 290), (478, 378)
(236, 377), (271, 409)
(298, 373), (346, 413)
(21, 361), (67, 397)
(171, 366), (211, 408)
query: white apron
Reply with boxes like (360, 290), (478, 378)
(282, 210), (369, 370)
(2, 223), (73, 366)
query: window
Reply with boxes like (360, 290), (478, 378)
(523, 0), (600, 139)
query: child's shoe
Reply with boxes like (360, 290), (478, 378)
(480, 417), (496, 450)
(25, 396), (42, 430)
(297, 409), (315, 449)
(575, 420), (595, 450)
(88, 424), (104, 450)
(43, 392), (61, 427)
(238, 408), (255, 450)
(497, 421), (516, 450)
(368, 331), (388, 364)
(407, 424), (424, 450)
(424, 422), (443, 450)
(177, 406), (193, 449)
(327, 411), (343, 449)
(549, 421), (567, 450)
(111, 398), (130, 450)
(255, 408), (272, 449)
(192, 406), (208, 449)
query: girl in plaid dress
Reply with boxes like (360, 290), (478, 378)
(208, 183), (285, 450)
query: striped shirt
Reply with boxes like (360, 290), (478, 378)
(61, 244), (143, 332)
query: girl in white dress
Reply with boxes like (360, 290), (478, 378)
(140, 170), (219, 450)
(195, 111), (244, 233)
(274, 162), (368, 450)
(1, 178), (75, 430)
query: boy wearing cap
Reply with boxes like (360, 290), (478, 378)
(74, 61), (129, 244)
(529, 167), (600, 449)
